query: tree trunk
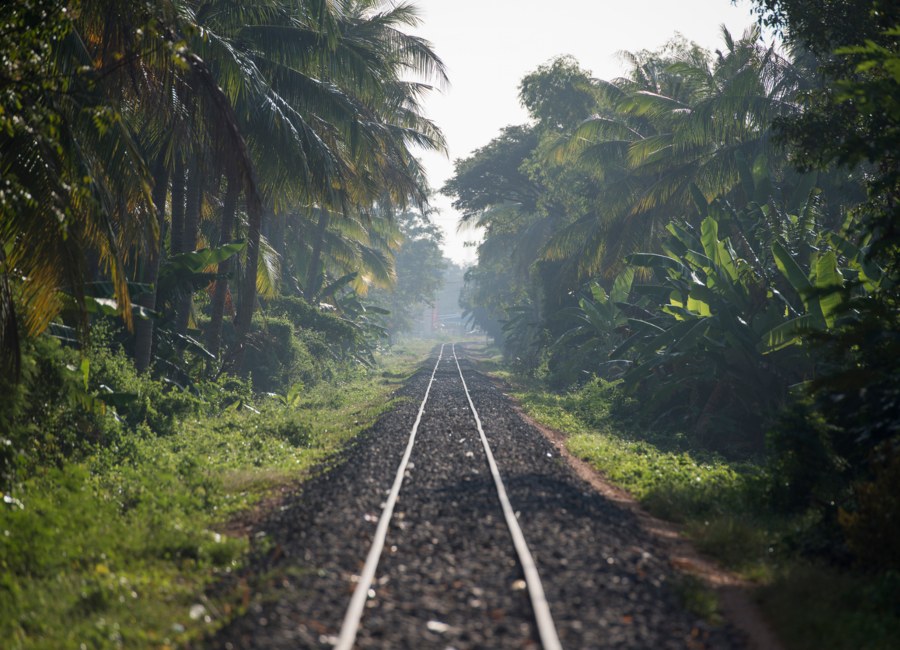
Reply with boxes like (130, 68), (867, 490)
(170, 154), (186, 260)
(232, 190), (263, 373)
(271, 211), (287, 293)
(175, 154), (203, 336)
(206, 171), (239, 361)
(134, 155), (169, 372)
(304, 208), (330, 302)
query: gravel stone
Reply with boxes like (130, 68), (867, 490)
(207, 346), (746, 649)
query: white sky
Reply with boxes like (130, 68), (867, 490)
(407, 0), (764, 265)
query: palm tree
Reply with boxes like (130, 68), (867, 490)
(544, 26), (804, 276)
(288, 204), (402, 303)
(2, 0), (447, 380)
(192, 0), (447, 368)
(0, 0), (185, 378)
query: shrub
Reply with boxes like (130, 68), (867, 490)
(766, 398), (847, 514)
(243, 315), (327, 393)
(0, 335), (126, 486)
(839, 445), (900, 570)
(86, 339), (201, 437)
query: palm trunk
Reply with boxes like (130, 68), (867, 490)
(304, 208), (330, 302)
(232, 190), (263, 373)
(206, 171), (239, 360)
(271, 212), (287, 293)
(134, 155), (169, 372)
(0, 246), (20, 380)
(175, 155), (203, 336)
(170, 154), (186, 260)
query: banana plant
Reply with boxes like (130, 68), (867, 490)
(156, 241), (246, 311)
(320, 279), (390, 367)
(134, 241), (248, 383)
(619, 214), (814, 447)
(550, 267), (636, 379)
(763, 242), (845, 351)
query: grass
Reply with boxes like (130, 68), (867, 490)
(514, 380), (791, 577)
(509, 378), (772, 552)
(671, 574), (724, 625)
(0, 345), (425, 649)
(500, 374), (900, 648)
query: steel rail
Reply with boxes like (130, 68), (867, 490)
(333, 344), (446, 650)
(335, 343), (562, 649)
(451, 343), (564, 650)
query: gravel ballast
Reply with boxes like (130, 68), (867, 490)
(209, 346), (745, 649)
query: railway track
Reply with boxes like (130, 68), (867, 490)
(334, 343), (562, 650)
(210, 344), (743, 649)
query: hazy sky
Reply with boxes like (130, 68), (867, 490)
(406, 0), (764, 264)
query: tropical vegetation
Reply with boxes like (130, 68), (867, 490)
(0, 1), (452, 646)
(448, 1), (899, 646)
(2, 0), (899, 646)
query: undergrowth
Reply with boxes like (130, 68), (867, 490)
(759, 565), (900, 650)
(500, 373), (899, 649)
(0, 336), (420, 649)
(509, 377), (773, 547)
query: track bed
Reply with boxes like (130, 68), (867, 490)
(210, 345), (745, 649)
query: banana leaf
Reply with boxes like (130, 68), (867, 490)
(760, 314), (821, 353)
(626, 253), (687, 273)
(815, 250), (845, 327)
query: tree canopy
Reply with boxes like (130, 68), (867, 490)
(0, 0), (447, 380)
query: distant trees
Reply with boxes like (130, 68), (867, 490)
(442, 29), (859, 442)
(369, 208), (447, 338)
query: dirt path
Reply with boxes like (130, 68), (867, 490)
(207, 348), (746, 648)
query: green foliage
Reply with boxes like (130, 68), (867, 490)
(750, 1), (899, 54)
(261, 294), (385, 369)
(452, 5), (900, 642)
(765, 399), (847, 514)
(224, 289), (397, 393)
(447, 26), (833, 417)
(441, 125), (541, 223)
(838, 447), (900, 570)
(369, 209), (447, 338)
(743, 3), (900, 570)
(1, 0), (448, 385)
(555, 377), (636, 430)
(759, 564), (900, 650)
(549, 268), (635, 384)
(518, 379), (758, 515)
(568, 431), (758, 523)
(86, 332), (203, 436)
(670, 574), (722, 624)
(0, 329), (416, 648)
(0, 0), (156, 360)
(500, 300), (547, 374)
(0, 459), (244, 648)
(616, 215), (805, 450)
(511, 378), (774, 570)
(157, 242), (246, 307)
(519, 56), (598, 130)
(0, 334), (128, 485)
(243, 315), (321, 394)
(264, 296), (356, 342)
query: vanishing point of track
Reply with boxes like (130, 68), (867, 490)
(334, 343), (562, 650)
